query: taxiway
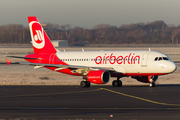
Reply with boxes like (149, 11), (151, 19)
(0, 85), (180, 119)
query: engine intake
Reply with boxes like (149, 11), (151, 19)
(86, 70), (110, 84)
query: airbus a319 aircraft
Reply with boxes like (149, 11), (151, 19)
(6, 17), (177, 88)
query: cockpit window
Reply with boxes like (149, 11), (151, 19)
(154, 57), (169, 61)
(158, 57), (162, 61)
(154, 57), (158, 61)
(163, 57), (169, 60)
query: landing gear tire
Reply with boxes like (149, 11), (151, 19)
(86, 81), (90, 87)
(149, 82), (155, 87)
(112, 80), (122, 87)
(80, 81), (86, 88)
(80, 81), (91, 88)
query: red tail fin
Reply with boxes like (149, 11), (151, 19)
(28, 17), (56, 54)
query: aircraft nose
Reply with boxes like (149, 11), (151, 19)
(168, 62), (177, 73)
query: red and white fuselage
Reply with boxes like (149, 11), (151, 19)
(55, 50), (176, 77)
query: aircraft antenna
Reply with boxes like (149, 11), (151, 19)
(149, 48), (151, 51)
(82, 48), (84, 52)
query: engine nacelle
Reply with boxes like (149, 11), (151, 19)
(86, 70), (110, 84)
(132, 75), (158, 83)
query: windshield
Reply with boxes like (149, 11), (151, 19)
(154, 57), (169, 61)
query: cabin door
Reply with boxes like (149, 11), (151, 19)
(141, 53), (149, 67)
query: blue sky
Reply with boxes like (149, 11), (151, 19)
(0, 0), (180, 28)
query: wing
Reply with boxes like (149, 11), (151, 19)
(6, 59), (115, 75)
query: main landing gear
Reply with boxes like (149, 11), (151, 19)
(80, 81), (91, 88)
(112, 77), (122, 87)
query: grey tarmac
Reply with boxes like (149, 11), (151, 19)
(0, 85), (180, 119)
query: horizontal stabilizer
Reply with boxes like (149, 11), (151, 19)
(5, 59), (20, 65)
(7, 56), (40, 60)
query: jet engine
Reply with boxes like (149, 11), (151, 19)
(86, 70), (110, 84)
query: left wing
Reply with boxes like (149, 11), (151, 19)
(6, 59), (115, 75)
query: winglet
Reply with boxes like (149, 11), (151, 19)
(6, 59), (11, 66)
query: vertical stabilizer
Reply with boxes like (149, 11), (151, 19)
(28, 17), (56, 54)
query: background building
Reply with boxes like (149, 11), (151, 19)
(52, 40), (68, 47)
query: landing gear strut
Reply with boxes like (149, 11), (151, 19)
(112, 77), (122, 87)
(148, 76), (157, 87)
(80, 81), (91, 88)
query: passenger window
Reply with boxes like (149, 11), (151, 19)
(154, 57), (158, 61)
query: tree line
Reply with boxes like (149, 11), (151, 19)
(0, 21), (180, 46)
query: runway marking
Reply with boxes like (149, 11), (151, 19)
(101, 88), (180, 107)
(0, 88), (102, 98)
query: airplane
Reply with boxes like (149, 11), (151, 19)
(6, 16), (177, 88)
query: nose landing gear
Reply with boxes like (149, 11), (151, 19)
(148, 76), (158, 87)
(149, 82), (155, 87)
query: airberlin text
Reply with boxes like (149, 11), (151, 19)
(95, 53), (140, 65)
